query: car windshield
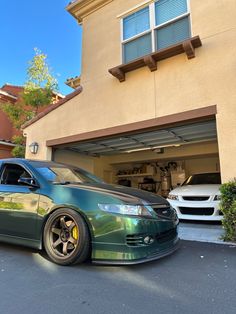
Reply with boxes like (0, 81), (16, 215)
(35, 166), (103, 184)
(182, 173), (221, 185)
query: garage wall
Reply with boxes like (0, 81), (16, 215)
(184, 157), (220, 177)
(53, 149), (95, 173)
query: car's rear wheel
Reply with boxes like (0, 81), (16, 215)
(43, 208), (90, 266)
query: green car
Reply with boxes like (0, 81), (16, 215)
(0, 159), (179, 265)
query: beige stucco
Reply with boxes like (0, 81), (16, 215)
(24, 0), (236, 182)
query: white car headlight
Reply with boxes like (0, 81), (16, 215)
(214, 195), (221, 201)
(167, 194), (179, 201)
(98, 203), (152, 217)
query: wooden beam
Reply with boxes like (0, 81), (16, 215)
(108, 36), (202, 81)
(143, 55), (157, 72)
(109, 67), (125, 82)
(182, 40), (195, 59)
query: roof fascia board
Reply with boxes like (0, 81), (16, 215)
(0, 90), (17, 100)
(0, 141), (16, 147)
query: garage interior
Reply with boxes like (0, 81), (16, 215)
(52, 119), (220, 197)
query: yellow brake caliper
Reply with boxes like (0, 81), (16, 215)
(72, 225), (79, 240)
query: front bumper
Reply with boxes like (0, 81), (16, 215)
(169, 198), (223, 221)
(91, 215), (179, 265)
(92, 236), (180, 265)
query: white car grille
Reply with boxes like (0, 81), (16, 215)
(182, 196), (210, 201)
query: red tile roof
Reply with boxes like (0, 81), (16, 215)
(1, 84), (24, 97)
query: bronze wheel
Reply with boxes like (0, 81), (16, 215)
(43, 208), (90, 265)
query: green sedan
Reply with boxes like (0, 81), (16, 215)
(0, 159), (179, 265)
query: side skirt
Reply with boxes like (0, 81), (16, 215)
(0, 234), (41, 250)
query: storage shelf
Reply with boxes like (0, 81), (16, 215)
(117, 173), (153, 178)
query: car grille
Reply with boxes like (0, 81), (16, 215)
(152, 205), (174, 219)
(126, 234), (145, 246)
(182, 196), (210, 201)
(179, 207), (214, 215)
(156, 228), (177, 244)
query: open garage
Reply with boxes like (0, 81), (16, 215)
(43, 111), (222, 228)
(49, 114), (220, 200)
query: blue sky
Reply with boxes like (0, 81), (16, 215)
(0, 0), (82, 95)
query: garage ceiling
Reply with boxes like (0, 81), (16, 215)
(60, 120), (217, 156)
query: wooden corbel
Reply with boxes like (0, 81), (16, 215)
(108, 67), (125, 82)
(143, 55), (157, 72)
(182, 40), (195, 59)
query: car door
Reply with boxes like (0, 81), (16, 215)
(0, 162), (40, 239)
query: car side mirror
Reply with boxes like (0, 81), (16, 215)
(18, 177), (39, 188)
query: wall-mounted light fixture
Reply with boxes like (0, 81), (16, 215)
(29, 142), (39, 154)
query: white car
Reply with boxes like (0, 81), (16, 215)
(167, 173), (222, 221)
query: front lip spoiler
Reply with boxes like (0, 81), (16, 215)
(92, 238), (180, 265)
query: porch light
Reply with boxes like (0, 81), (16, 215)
(29, 142), (39, 154)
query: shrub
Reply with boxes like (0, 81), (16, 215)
(11, 135), (25, 158)
(220, 179), (236, 241)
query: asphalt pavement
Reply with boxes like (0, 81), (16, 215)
(0, 240), (236, 314)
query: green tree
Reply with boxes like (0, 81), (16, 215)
(1, 48), (58, 157)
(23, 48), (58, 111)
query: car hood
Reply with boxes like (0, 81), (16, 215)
(64, 182), (168, 205)
(170, 184), (221, 196)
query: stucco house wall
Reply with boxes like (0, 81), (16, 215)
(24, 0), (236, 182)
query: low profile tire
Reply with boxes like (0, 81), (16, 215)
(43, 208), (90, 266)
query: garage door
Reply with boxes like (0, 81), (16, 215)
(51, 120), (217, 157)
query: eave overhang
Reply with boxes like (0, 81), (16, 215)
(0, 140), (17, 147)
(65, 76), (81, 89)
(66, 0), (113, 23)
(0, 89), (17, 100)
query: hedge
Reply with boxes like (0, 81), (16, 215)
(220, 179), (236, 242)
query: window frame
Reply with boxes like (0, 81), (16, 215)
(121, 0), (191, 63)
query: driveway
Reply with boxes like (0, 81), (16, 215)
(0, 240), (235, 314)
(179, 221), (225, 243)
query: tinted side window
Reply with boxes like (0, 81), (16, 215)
(0, 164), (31, 186)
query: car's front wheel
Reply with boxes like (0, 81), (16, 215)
(43, 208), (90, 266)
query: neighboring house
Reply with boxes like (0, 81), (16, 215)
(0, 84), (23, 158)
(23, 0), (236, 189)
(0, 84), (64, 158)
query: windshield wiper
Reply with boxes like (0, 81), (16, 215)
(52, 181), (82, 185)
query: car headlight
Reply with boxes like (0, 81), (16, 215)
(98, 203), (152, 217)
(214, 195), (221, 201)
(167, 194), (179, 201)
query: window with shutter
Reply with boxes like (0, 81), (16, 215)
(122, 7), (152, 63)
(155, 0), (190, 50)
(122, 0), (191, 63)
